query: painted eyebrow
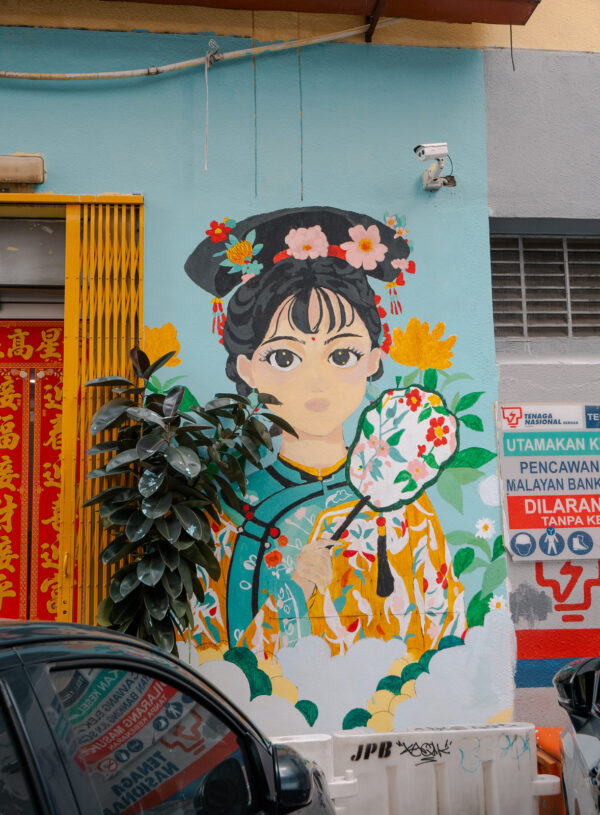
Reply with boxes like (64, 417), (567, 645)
(324, 332), (363, 346)
(260, 335), (306, 347)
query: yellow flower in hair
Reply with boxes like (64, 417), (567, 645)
(226, 240), (254, 266)
(389, 318), (456, 371)
(143, 323), (181, 367)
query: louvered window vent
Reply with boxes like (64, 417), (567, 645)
(491, 235), (600, 338)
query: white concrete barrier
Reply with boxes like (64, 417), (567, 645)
(276, 723), (561, 814)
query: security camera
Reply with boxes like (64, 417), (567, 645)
(413, 143), (448, 161)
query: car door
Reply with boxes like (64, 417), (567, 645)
(0, 661), (80, 814)
(23, 653), (271, 815)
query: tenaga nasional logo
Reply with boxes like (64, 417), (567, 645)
(502, 405), (582, 429)
(502, 407), (522, 429)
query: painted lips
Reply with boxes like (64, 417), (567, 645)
(305, 398), (330, 412)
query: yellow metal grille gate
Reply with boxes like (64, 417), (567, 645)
(57, 200), (144, 624)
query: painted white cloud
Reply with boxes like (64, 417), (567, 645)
(393, 610), (516, 729)
(277, 635), (408, 733)
(478, 474), (501, 507)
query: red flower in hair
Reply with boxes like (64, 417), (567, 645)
(426, 416), (450, 447)
(206, 220), (232, 243)
(380, 322), (392, 355)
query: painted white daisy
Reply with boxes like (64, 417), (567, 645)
(475, 518), (495, 539)
(488, 594), (507, 612)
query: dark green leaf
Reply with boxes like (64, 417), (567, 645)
(387, 429), (405, 447)
(86, 375), (135, 388)
(455, 391), (484, 414)
(205, 396), (235, 410)
(183, 543), (220, 580)
(105, 447), (139, 473)
(173, 505), (205, 540)
(96, 597), (114, 627)
(169, 593), (189, 620)
(131, 346), (151, 378)
(100, 536), (140, 565)
(83, 485), (135, 508)
(90, 398), (134, 436)
(422, 452), (439, 470)
(178, 559), (194, 598)
(143, 351), (177, 380)
(162, 386), (185, 418)
(87, 468), (108, 480)
(125, 511), (153, 542)
(453, 547), (475, 578)
(459, 414), (484, 432)
(191, 571), (206, 603)
(190, 407), (221, 427)
(423, 368), (438, 391)
(87, 441), (120, 456)
(137, 433), (168, 460)
(214, 392), (249, 405)
(127, 407), (166, 428)
(143, 585), (170, 620)
(138, 467), (166, 498)
(417, 405), (432, 423)
(148, 613), (175, 651)
(166, 446), (203, 479)
(158, 540), (180, 570)
(162, 569), (183, 597)
(112, 592), (143, 625)
(248, 417), (273, 451)
(448, 447), (496, 469)
(119, 569), (141, 599)
(256, 392), (282, 405)
(141, 491), (172, 519)
(137, 553), (165, 587)
(261, 413), (297, 437)
(156, 515), (182, 543)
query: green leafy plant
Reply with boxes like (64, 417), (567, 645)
(85, 347), (295, 653)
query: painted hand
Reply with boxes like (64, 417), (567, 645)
(292, 538), (334, 599)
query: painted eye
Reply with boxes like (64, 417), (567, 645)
(265, 349), (301, 370)
(328, 348), (361, 368)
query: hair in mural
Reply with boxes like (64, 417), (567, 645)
(184, 206), (500, 734)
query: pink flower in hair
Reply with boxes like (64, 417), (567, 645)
(285, 225), (329, 260)
(341, 225), (387, 271)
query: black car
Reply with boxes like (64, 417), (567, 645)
(0, 622), (335, 814)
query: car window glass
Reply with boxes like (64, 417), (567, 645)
(49, 667), (253, 815)
(0, 697), (42, 814)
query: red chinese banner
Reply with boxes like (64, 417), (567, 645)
(0, 322), (63, 620)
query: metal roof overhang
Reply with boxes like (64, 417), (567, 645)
(100, 0), (542, 27)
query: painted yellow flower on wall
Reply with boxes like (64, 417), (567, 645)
(389, 318), (456, 370)
(143, 323), (181, 367)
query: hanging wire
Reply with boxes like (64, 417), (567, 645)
(510, 25), (516, 71)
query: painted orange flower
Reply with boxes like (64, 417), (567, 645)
(265, 550), (283, 569)
(143, 323), (181, 367)
(226, 240), (254, 266)
(389, 318), (456, 370)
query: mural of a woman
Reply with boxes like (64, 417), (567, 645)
(185, 207), (467, 663)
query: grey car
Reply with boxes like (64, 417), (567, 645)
(0, 622), (336, 814)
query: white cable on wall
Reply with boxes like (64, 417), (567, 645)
(0, 18), (403, 81)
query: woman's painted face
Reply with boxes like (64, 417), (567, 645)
(237, 291), (381, 438)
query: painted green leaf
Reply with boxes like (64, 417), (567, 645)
(394, 471), (411, 484)
(455, 392), (484, 414)
(418, 650), (436, 671)
(400, 662), (426, 684)
(448, 467), (484, 486)
(138, 467), (166, 498)
(459, 414), (484, 432)
(462, 555), (490, 574)
(224, 647), (272, 699)
(448, 447), (496, 469)
(167, 446), (203, 479)
(137, 553), (165, 587)
(422, 452), (439, 470)
(401, 476), (418, 494)
(141, 491), (172, 519)
(466, 591), (493, 628)
(417, 405), (432, 423)
(295, 700), (319, 727)
(376, 675), (404, 695)
(342, 708), (371, 730)
(125, 511), (153, 543)
(423, 368), (438, 391)
(492, 535), (505, 561)
(481, 556), (508, 597)
(436, 470), (463, 513)
(387, 429), (405, 447)
(90, 398), (134, 435)
(105, 447), (139, 473)
(445, 530), (474, 547)
(453, 547), (475, 577)
(361, 416), (375, 438)
(438, 635), (465, 651)
(96, 597), (114, 627)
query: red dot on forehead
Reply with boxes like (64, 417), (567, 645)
(311, 337), (316, 341)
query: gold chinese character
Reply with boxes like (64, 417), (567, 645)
(0, 456), (19, 492)
(0, 494), (17, 533)
(0, 536), (18, 573)
(36, 328), (61, 361)
(0, 377), (21, 411)
(42, 461), (61, 490)
(0, 578), (16, 612)
(41, 498), (61, 534)
(0, 416), (20, 451)
(43, 382), (63, 412)
(7, 329), (33, 361)
(40, 541), (59, 614)
(42, 415), (61, 452)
